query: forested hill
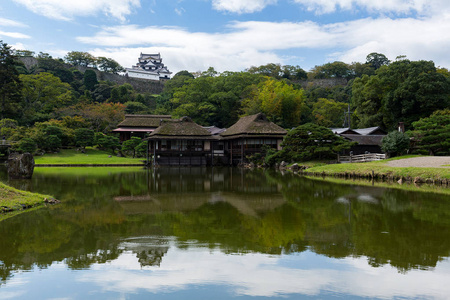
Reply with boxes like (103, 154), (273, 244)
(18, 56), (164, 94)
(1, 42), (449, 156)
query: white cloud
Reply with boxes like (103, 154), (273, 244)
(0, 30), (31, 39)
(292, 0), (449, 15)
(76, 246), (450, 299)
(0, 17), (27, 27)
(212, 0), (277, 14)
(12, 0), (141, 22)
(76, 12), (450, 73)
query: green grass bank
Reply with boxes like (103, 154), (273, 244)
(298, 156), (450, 183)
(34, 148), (145, 165)
(0, 182), (53, 221)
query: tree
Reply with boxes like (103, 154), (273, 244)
(19, 72), (74, 124)
(14, 49), (35, 57)
(0, 118), (18, 139)
(16, 138), (37, 154)
(64, 51), (96, 67)
(366, 53), (390, 70)
(76, 102), (125, 133)
(242, 78), (305, 128)
(309, 61), (353, 79)
(351, 74), (385, 128)
(121, 136), (142, 158)
(95, 133), (120, 154)
(381, 131), (410, 157)
(43, 135), (62, 151)
(410, 109), (450, 155)
(83, 69), (98, 91)
(0, 41), (22, 119)
(124, 101), (148, 114)
(312, 98), (348, 127)
(351, 59), (450, 130)
(97, 57), (124, 74)
(135, 141), (148, 157)
(247, 63), (283, 79)
(74, 128), (95, 151)
(267, 123), (354, 164)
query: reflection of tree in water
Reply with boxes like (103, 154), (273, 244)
(1, 167), (450, 284)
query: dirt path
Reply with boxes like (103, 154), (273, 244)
(386, 156), (450, 168)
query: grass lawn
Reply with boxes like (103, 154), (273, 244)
(34, 148), (145, 165)
(0, 182), (53, 221)
(304, 156), (450, 180)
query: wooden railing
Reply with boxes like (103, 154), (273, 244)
(0, 140), (12, 147)
(338, 153), (386, 163)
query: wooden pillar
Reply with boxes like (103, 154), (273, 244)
(230, 141), (233, 165)
(241, 139), (244, 164)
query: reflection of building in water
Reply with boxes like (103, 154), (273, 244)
(121, 237), (170, 267)
(114, 168), (285, 216)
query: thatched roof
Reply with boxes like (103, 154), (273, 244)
(221, 113), (287, 138)
(117, 114), (172, 128)
(146, 117), (216, 140)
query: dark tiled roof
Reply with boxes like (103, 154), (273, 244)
(146, 117), (216, 140)
(341, 134), (385, 146)
(221, 113), (287, 137)
(117, 115), (172, 128)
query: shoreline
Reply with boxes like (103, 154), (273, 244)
(0, 182), (54, 221)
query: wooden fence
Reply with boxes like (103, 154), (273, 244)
(338, 153), (386, 163)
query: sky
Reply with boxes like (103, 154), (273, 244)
(1, 0), (450, 75)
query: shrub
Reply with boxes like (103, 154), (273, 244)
(381, 131), (410, 157)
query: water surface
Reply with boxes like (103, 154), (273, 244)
(0, 167), (449, 299)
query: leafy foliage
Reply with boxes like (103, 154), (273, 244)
(0, 41), (22, 119)
(74, 128), (95, 150)
(381, 131), (410, 157)
(242, 78), (305, 128)
(16, 138), (37, 154)
(121, 136), (142, 158)
(411, 109), (450, 155)
(267, 123), (354, 164)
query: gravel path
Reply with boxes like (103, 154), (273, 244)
(386, 156), (450, 168)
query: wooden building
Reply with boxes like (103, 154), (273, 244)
(220, 113), (287, 165)
(146, 117), (218, 166)
(332, 126), (387, 155)
(113, 114), (171, 142)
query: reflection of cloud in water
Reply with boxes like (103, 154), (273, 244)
(357, 194), (379, 204)
(336, 197), (350, 204)
(78, 239), (450, 299)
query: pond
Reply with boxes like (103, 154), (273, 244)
(0, 166), (449, 299)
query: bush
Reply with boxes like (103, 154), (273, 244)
(381, 131), (410, 157)
(16, 138), (37, 154)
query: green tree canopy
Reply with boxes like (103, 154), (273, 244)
(97, 57), (124, 74)
(0, 41), (22, 119)
(268, 123), (354, 164)
(74, 128), (95, 150)
(83, 69), (98, 91)
(19, 72), (74, 124)
(121, 136), (142, 158)
(64, 51), (96, 67)
(381, 131), (410, 157)
(411, 109), (450, 155)
(242, 78), (305, 128)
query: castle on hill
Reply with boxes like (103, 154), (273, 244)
(126, 53), (172, 81)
